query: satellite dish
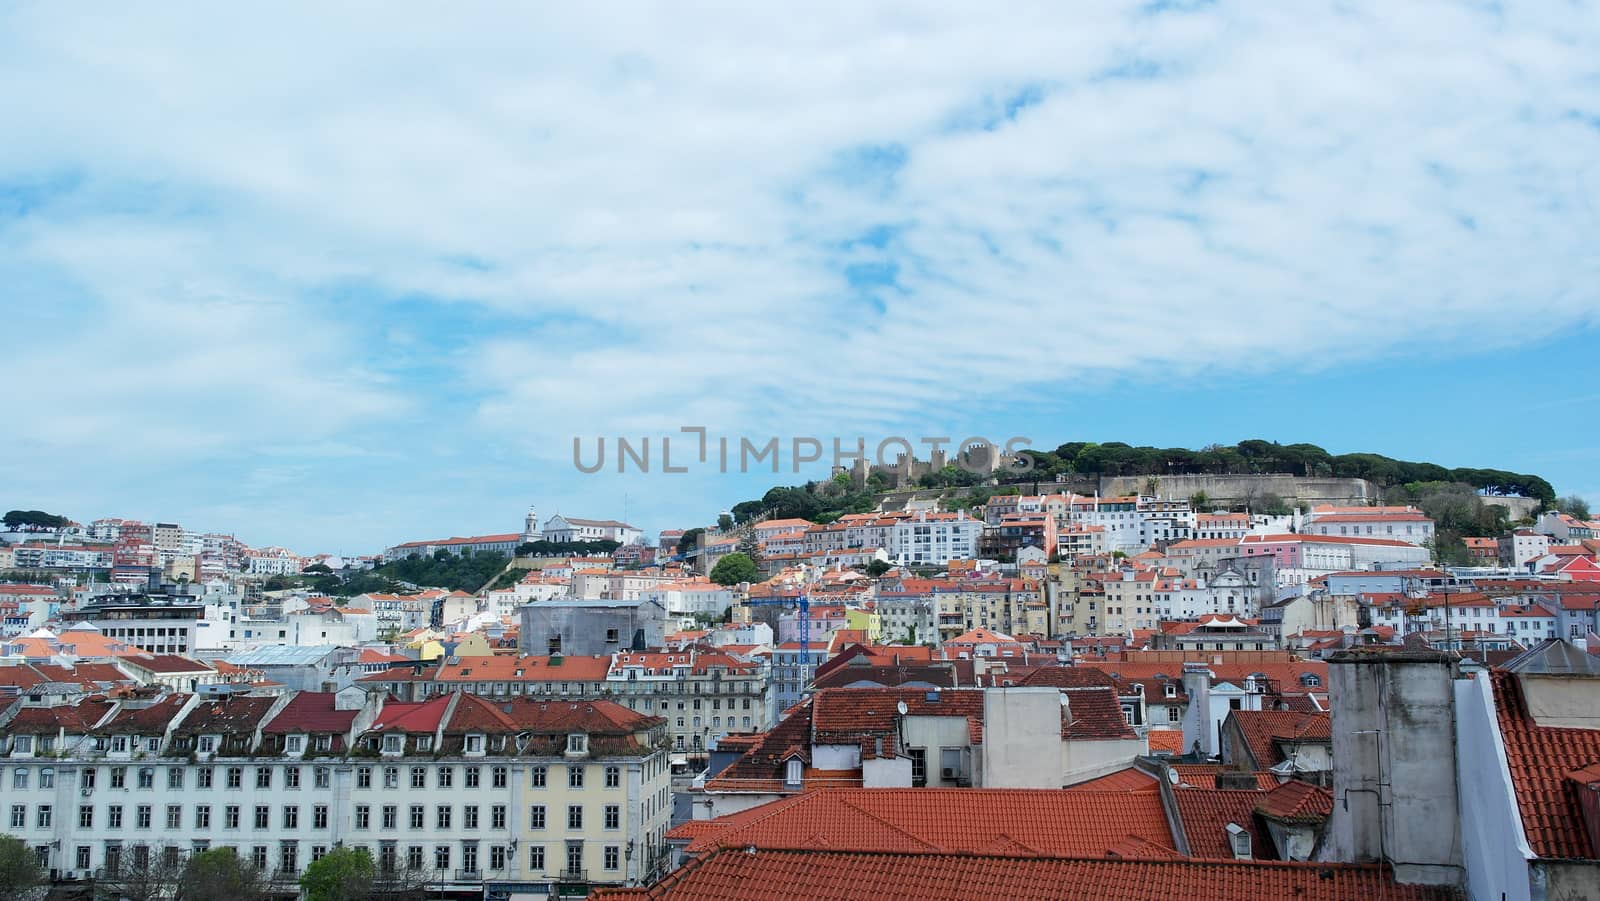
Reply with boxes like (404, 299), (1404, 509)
(1167, 769), (1180, 785)
(896, 700), (908, 716)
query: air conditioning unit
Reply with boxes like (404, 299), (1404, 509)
(940, 767), (958, 780)
(80, 786), (93, 797)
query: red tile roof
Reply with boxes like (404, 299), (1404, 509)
(1062, 687), (1139, 740)
(1172, 788), (1268, 859)
(603, 848), (1457, 900)
(1170, 766), (1281, 791)
(1255, 780), (1333, 824)
(173, 695), (278, 735)
(1064, 767), (1160, 793)
(369, 695), (454, 734)
(1147, 729), (1186, 755)
(669, 788), (1177, 858)
(96, 694), (189, 734)
(121, 654), (213, 674)
(1492, 669), (1600, 859)
(1227, 710), (1331, 769)
(262, 692), (358, 734)
(811, 688), (987, 751)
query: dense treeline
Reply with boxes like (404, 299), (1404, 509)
(514, 538), (620, 557)
(279, 549), (511, 597)
(2, 509), (70, 529)
(724, 439), (1556, 528)
(1013, 440), (1555, 503)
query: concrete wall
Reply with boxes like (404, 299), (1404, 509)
(981, 688), (1063, 788)
(1323, 651), (1463, 886)
(902, 715), (977, 787)
(1518, 675), (1600, 730)
(1099, 474), (1376, 508)
(1455, 673), (1534, 901)
(1060, 736), (1146, 785)
(1531, 860), (1600, 901)
(862, 755), (913, 788)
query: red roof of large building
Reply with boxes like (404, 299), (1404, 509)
(601, 848), (1456, 900)
(1172, 788), (1268, 859)
(669, 788), (1177, 858)
(262, 691), (358, 734)
(1227, 711), (1332, 769)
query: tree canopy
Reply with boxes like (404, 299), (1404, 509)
(709, 552), (759, 586)
(300, 846), (376, 901)
(2, 509), (69, 529)
(0, 835), (43, 901)
(515, 538), (620, 557)
(178, 847), (268, 901)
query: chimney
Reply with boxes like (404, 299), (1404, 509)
(1180, 663), (1213, 756)
(1321, 648), (1461, 886)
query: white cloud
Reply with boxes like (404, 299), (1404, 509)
(1, 1), (1597, 547)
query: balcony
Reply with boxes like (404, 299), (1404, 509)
(454, 868), (483, 881)
(559, 868), (587, 882)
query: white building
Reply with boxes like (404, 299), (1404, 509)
(888, 512), (981, 566)
(0, 689), (674, 892)
(542, 517), (643, 546)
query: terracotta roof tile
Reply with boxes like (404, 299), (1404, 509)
(673, 788), (1176, 857)
(1064, 767), (1160, 793)
(1255, 780), (1333, 823)
(1172, 788), (1268, 859)
(1492, 669), (1600, 859)
(604, 848), (1458, 900)
(1227, 710), (1331, 770)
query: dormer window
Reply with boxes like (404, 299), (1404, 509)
(466, 735), (484, 753)
(383, 734), (403, 754)
(785, 758), (803, 787)
(566, 734), (587, 755)
(198, 736), (216, 754)
(314, 735), (332, 752)
(416, 736), (433, 752)
(146, 738), (160, 753)
(286, 736), (304, 753)
(12, 736), (31, 754)
(1165, 684), (1177, 698)
(111, 736), (128, 753)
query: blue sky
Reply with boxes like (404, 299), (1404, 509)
(1, 1), (1597, 553)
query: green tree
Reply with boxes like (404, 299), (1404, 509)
(865, 559), (892, 578)
(1557, 495), (1592, 521)
(677, 528), (704, 557)
(717, 513), (734, 532)
(176, 847), (268, 901)
(709, 553), (759, 586)
(0, 835), (43, 901)
(300, 846), (376, 901)
(1, 509), (70, 529)
(303, 562), (334, 575)
(1189, 491), (1209, 510)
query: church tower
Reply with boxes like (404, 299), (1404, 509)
(523, 506), (541, 543)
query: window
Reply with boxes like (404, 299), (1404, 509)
(567, 733), (588, 754)
(285, 767), (301, 789)
(411, 767), (426, 789)
(436, 806), (452, 829)
(604, 766), (620, 788)
(465, 766), (481, 788)
(530, 805), (546, 829)
(492, 805), (507, 829)
(490, 844), (507, 870)
(196, 805), (211, 829)
(226, 767), (242, 789)
(357, 767), (372, 789)
(383, 767), (399, 789)
(908, 749), (927, 787)
(355, 806), (370, 829)
(604, 845), (620, 870)
(567, 805), (583, 829)
(410, 806), (424, 829)
(383, 734), (402, 753)
(167, 805), (182, 829)
(36, 805), (52, 828)
(312, 846), (327, 863)
(437, 767), (453, 789)
(313, 805), (328, 829)
(434, 846), (450, 870)
(253, 806), (268, 830)
(465, 735), (483, 754)
(314, 767), (330, 789)
(83, 768), (97, 790)
(39, 768), (54, 789)
(197, 767), (213, 789)
(255, 768), (271, 789)
(224, 806), (239, 829)
(280, 843), (297, 874)
(12, 768), (27, 790)
(462, 843), (479, 874)
(464, 805), (479, 829)
(382, 806), (397, 829)
(137, 766), (154, 788)
(566, 841), (583, 875)
(198, 736), (216, 754)
(283, 806), (299, 829)
(529, 845), (546, 871)
(530, 766), (547, 788)
(568, 766), (584, 789)
(80, 805), (94, 828)
(492, 766), (507, 788)
(604, 805), (619, 830)
(76, 845), (91, 870)
(8, 806), (22, 830)
(406, 846), (424, 870)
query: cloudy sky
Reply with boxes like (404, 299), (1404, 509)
(2, 1), (1598, 553)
